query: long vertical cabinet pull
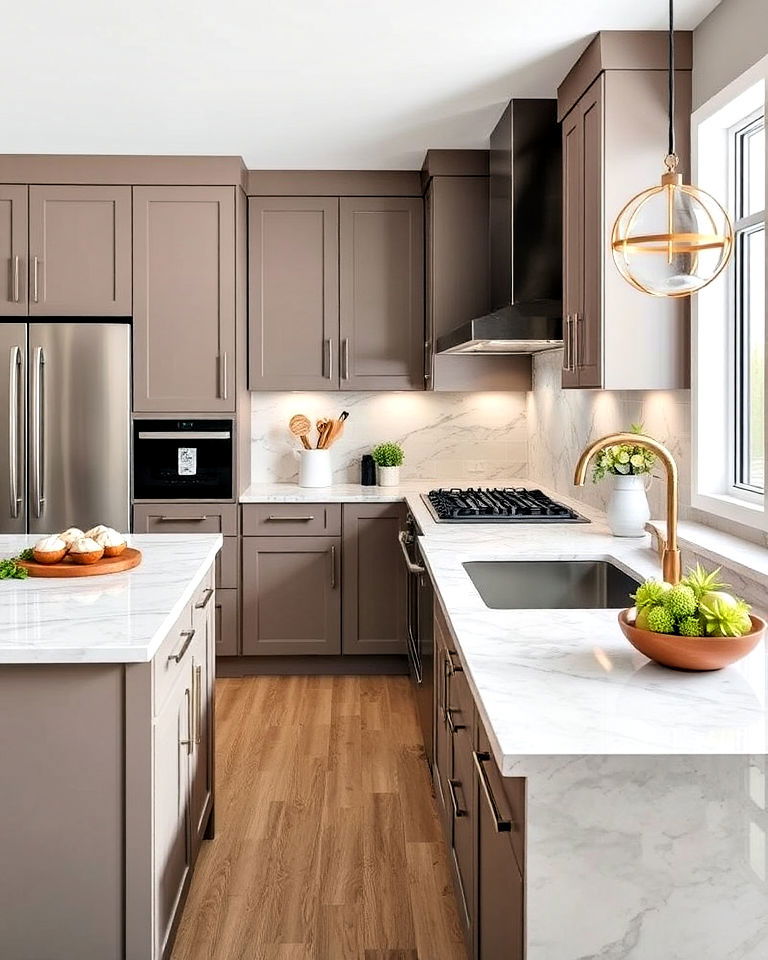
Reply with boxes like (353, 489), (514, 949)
(12, 256), (20, 303)
(341, 338), (350, 380)
(218, 353), (228, 401)
(329, 545), (336, 589)
(180, 687), (193, 755)
(562, 315), (572, 371)
(325, 339), (334, 380)
(194, 663), (203, 744)
(30, 346), (45, 518)
(8, 346), (22, 518)
(32, 257), (39, 303)
(572, 312), (581, 372)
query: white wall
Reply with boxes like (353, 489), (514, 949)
(250, 391), (528, 484)
(693, 0), (768, 108)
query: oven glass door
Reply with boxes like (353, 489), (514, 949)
(133, 419), (233, 499)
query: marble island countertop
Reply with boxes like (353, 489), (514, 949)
(243, 479), (768, 768)
(0, 534), (222, 664)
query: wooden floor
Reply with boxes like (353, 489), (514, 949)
(171, 675), (468, 960)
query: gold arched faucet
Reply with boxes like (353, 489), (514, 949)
(573, 433), (681, 585)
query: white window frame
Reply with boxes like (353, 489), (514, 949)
(692, 55), (768, 532)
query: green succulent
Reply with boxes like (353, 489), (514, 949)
(681, 563), (729, 599)
(662, 584), (697, 619)
(700, 596), (753, 638)
(678, 616), (705, 637)
(371, 441), (404, 468)
(632, 579), (672, 610)
(646, 604), (676, 634)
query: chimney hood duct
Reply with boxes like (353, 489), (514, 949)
(436, 99), (563, 356)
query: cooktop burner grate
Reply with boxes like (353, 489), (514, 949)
(421, 487), (588, 523)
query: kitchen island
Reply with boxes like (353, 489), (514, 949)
(0, 533), (221, 960)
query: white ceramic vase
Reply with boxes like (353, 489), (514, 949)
(376, 465), (400, 487)
(298, 449), (332, 488)
(606, 473), (651, 538)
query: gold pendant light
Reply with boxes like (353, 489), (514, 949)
(611, 0), (734, 297)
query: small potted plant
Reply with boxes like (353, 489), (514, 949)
(592, 424), (656, 537)
(371, 442), (404, 486)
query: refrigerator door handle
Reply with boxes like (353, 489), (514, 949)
(8, 345), (22, 518)
(31, 345), (45, 518)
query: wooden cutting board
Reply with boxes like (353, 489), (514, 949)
(18, 547), (142, 578)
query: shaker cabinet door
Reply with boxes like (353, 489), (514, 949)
(241, 536), (341, 656)
(561, 106), (583, 390)
(248, 196), (339, 390)
(28, 185), (132, 316)
(133, 186), (236, 412)
(578, 77), (604, 388)
(339, 197), (424, 391)
(0, 185), (28, 316)
(341, 502), (407, 655)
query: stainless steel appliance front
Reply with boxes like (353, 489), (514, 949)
(0, 321), (131, 534)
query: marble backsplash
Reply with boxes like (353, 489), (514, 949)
(250, 390), (528, 483)
(527, 349), (692, 521)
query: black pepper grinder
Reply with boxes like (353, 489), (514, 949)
(361, 454), (376, 486)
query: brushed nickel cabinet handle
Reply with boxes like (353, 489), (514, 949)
(180, 688), (194, 755)
(218, 352), (228, 401)
(329, 544), (336, 589)
(448, 778), (467, 818)
(325, 338), (333, 380)
(12, 256), (20, 303)
(266, 514), (315, 522)
(195, 587), (214, 610)
(194, 663), (203, 744)
(168, 628), (195, 664)
(341, 338), (350, 380)
(8, 346), (22, 518)
(32, 256), (39, 303)
(446, 708), (465, 735)
(158, 515), (208, 522)
(562, 314), (571, 371)
(473, 751), (514, 833)
(573, 312), (581, 371)
(398, 530), (426, 574)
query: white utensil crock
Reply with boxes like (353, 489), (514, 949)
(376, 465), (400, 487)
(606, 474), (651, 538)
(298, 449), (332, 488)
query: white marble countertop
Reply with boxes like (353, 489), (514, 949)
(0, 534), (222, 664)
(240, 479), (768, 766)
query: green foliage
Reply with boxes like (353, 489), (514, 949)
(662, 584), (697, 619)
(592, 423), (656, 482)
(678, 616), (705, 637)
(371, 441), (404, 468)
(700, 596), (753, 638)
(681, 563), (729, 599)
(632, 579), (672, 610)
(646, 604), (676, 634)
(0, 557), (29, 580)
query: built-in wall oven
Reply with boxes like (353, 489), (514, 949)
(133, 419), (234, 500)
(399, 512), (434, 768)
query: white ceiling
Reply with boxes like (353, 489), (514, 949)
(6, 0), (720, 169)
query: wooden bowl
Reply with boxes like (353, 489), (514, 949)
(618, 609), (766, 671)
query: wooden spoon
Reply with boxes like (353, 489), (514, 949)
(317, 420), (334, 450)
(316, 418), (329, 448)
(324, 418), (345, 448)
(289, 414), (312, 450)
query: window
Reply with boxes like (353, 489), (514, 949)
(732, 114), (765, 495)
(692, 57), (767, 530)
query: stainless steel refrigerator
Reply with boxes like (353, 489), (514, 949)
(0, 321), (130, 535)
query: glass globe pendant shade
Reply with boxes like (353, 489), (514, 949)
(611, 155), (734, 297)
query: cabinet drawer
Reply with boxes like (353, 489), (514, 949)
(476, 724), (525, 875)
(215, 588), (239, 657)
(242, 503), (341, 537)
(153, 602), (195, 714)
(133, 502), (238, 536)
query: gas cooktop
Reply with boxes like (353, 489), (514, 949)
(421, 487), (588, 523)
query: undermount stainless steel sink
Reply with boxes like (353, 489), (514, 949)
(463, 560), (639, 610)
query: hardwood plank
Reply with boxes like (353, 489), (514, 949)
(171, 675), (467, 960)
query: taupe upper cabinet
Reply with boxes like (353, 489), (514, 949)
(133, 186), (236, 412)
(28, 186), (132, 316)
(0, 186), (28, 316)
(558, 32), (692, 390)
(249, 197), (339, 390)
(339, 197), (424, 390)
(247, 194), (424, 391)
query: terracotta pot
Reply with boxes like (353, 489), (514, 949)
(618, 609), (766, 671)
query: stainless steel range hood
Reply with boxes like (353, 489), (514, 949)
(437, 99), (563, 356)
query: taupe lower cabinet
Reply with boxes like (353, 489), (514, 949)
(248, 195), (424, 391)
(434, 604), (525, 959)
(559, 33), (691, 390)
(241, 536), (341, 655)
(342, 502), (407, 655)
(0, 184), (131, 317)
(133, 186), (236, 412)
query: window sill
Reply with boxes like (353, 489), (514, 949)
(691, 490), (765, 531)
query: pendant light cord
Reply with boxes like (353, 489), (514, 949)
(667, 0), (676, 159)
